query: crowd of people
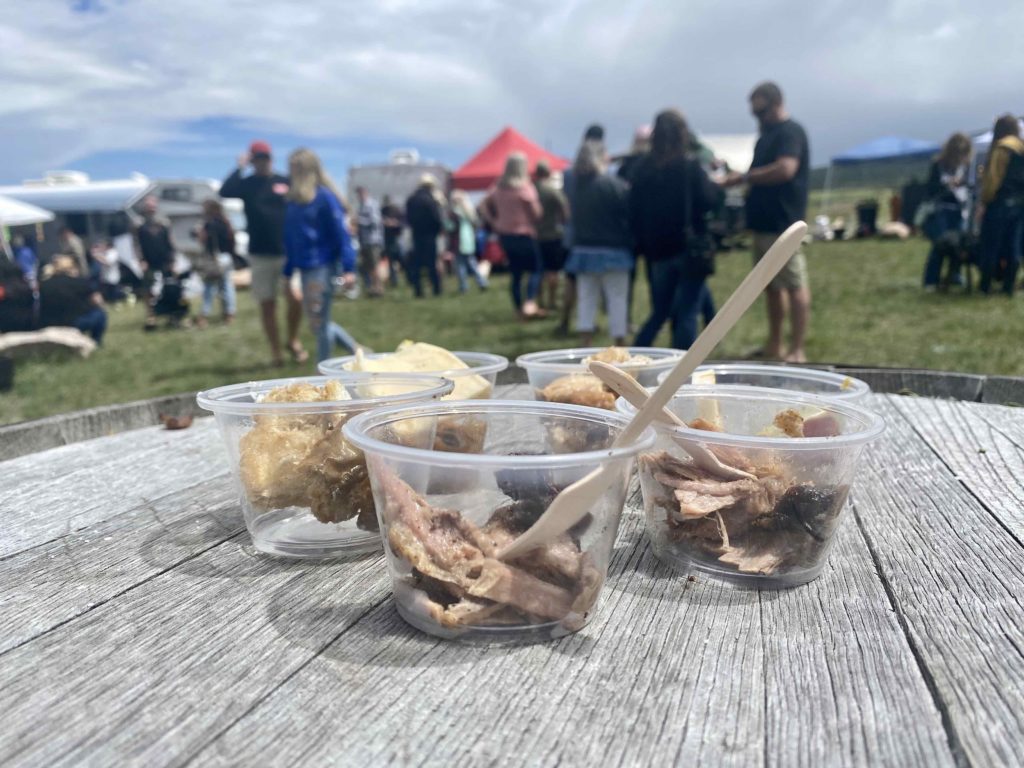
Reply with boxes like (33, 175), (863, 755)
(0, 79), (815, 363)
(455, 80), (811, 361)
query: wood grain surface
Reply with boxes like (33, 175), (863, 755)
(1, 389), (1021, 767)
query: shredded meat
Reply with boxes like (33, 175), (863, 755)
(641, 450), (846, 576)
(380, 469), (602, 630)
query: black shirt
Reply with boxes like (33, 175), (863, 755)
(381, 203), (404, 249)
(202, 218), (235, 256)
(629, 156), (722, 261)
(39, 274), (95, 326)
(136, 219), (174, 273)
(746, 119), (810, 232)
(405, 188), (443, 240)
(219, 169), (289, 256)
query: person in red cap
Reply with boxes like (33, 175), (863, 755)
(221, 140), (308, 365)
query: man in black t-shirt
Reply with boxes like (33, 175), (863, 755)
(722, 81), (811, 363)
(220, 140), (307, 366)
(405, 175), (444, 297)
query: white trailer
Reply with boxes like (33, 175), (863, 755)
(346, 149), (451, 208)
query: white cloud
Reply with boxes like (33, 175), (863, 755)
(0, 0), (1021, 180)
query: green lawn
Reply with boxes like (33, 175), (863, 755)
(2, 236), (1021, 425)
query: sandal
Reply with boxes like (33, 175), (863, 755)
(288, 343), (310, 364)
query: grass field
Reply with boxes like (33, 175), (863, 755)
(2, 235), (1021, 425)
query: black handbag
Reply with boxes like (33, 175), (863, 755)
(681, 161), (716, 279)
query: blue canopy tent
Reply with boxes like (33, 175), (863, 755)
(821, 136), (941, 219)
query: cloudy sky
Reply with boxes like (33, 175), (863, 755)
(0, 0), (1019, 184)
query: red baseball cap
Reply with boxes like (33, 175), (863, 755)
(249, 140), (272, 157)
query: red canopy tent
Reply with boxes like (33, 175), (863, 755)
(451, 126), (570, 191)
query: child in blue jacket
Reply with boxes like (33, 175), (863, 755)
(284, 148), (359, 362)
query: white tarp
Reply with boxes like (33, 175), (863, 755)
(701, 133), (757, 172)
(0, 194), (55, 226)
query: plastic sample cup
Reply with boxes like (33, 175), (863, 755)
(197, 374), (453, 558)
(344, 399), (657, 643)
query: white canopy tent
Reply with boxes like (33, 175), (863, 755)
(0, 194), (55, 261)
(0, 194), (54, 227)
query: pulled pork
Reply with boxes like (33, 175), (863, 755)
(379, 469), (602, 631)
(641, 450), (848, 576)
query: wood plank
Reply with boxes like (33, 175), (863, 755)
(837, 369), (983, 401)
(191, 512), (951, 767)
(760, 509), (954, 768)
(0, 385), (959, 766)
(0, 475), (240, 654)
(0, 393), (205, 461)
(848, 396), (1024, 767)
(0, 420), (229, 558)
(0, 538), (393, 768)
(980, 376), (1024, 406)
(888, 396), (1024, 542)
(187, 512), (769, 768)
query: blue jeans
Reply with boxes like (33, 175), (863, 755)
(410, 235), (441, 297)
(201, 271), (237, 317)
(635, 257), (710, 349)
(922, 207), (963, 287)
(980, 201), (1024, 295)
(500, 234), (541, 309)
(300, 265), (358, 363)
(455, 250), (487, 292)
(74, 306), (108, 345)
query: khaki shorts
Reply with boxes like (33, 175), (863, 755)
(753, 232), (808, 291)
(249, 255), (287, 302)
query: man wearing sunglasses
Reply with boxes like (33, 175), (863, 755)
(723, 81), (811, 363)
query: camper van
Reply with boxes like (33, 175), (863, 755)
(0, 172), (246, 261)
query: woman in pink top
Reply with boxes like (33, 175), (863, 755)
(482, 152), (544, 318)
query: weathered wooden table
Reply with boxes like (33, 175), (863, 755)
(2, 385), (1023, 767)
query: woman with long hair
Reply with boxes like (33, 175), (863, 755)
(921, 132), (971, 288)
(195, 198), (237, 327)
(284, 148), (359, 362)
(978, 115), (1024, 295)
(630, 109), (722, 349)
(481, 152), (544, 318)
(449, 190), (488, 292)
(564, 141), (633, 345)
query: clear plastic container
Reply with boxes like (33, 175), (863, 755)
(318, 351), (508, 400)
(517, 347), (685, 410)
(621, 386), (884, 588)
(197, 374), (453, 559)
(343, 400), (657, 643)
(656, 363), (870, 402)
